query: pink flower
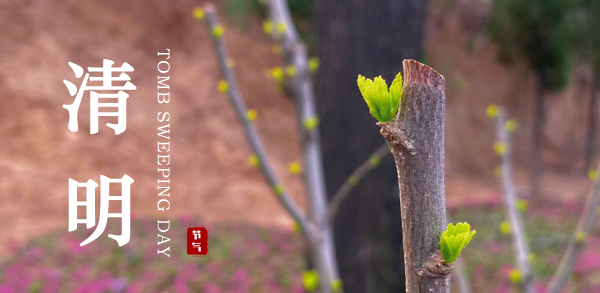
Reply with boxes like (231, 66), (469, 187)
(575, 250), (600, 273)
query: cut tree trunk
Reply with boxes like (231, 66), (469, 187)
(380, 60), (451, 293)
(315, 0), (427, 291)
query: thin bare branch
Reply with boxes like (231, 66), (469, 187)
(495, 109), (534, 293)
(265, 0), (342, 290)
(203, 4), (315, 239)
(327, 144), (391, 223)
(548, 160), (600, 293)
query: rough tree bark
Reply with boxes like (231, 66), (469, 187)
(315, 1), (427, 291)
(379, 60), (451, 293)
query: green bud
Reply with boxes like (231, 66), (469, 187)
(357, 73), (402, 123)
(369, 155), (381, 167)
(509, 269), (522, 284)
(302, 270), (319, 292)
(487, 104), (499, 118)
(440, 222), (476, 263)
(505, 119), (518, 132)
(500, 221), (511, 235)
(270, 67), (285, 83)
(303, 116), (320, 130)
(218, 80), (229, 93)
(589, 168), (598, 181)
(246, 109), (257, 121)
(515, 199), (528, 212)
(309, 57), (320, 73)
(576, 231), (586, 244)
(192, 7), (205, 21)
(494, 142), (507, 155)
(263, 20), (273, 35)
(276, 21), (287, 34)
(348, 175), (359, 186)
(212, 25), (225, 39)
(289, 162), (302, 175)
(274, 184), (284, 196)
(331, 279), (343, 292)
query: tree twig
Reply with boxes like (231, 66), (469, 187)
(495, 109), (534, 293)
(203, 4), (316, 240)
(327, 144), (390, 223)
(379, 60), (450, 293)
(547, 160), (600, 293)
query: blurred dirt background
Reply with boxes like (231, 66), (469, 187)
(0, 0), (596, 256)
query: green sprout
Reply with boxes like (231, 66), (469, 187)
(589, 168), (598, 181)
(500, 221), (512, 235)
(331, 279), (343, 292)
(289, 162), (302, 175)
(576, 231), (587, 244)
(246, 109), (257, 121)
(440, 222), (476, 264)
(269, 67), (285, 83)
(303, 116), (320, 130)
(509, 269), (522, 284)
(357, 73), (402, 123)
(369, 155), (381, 167)
(286, 65), (297, 77)
(487, 104), (499, 118)
(515, 199), (528, 212)
(302, 270), (319, 292)
(248, 154), (260, 168)
(309, 57), (320, 73)
(494, 142), (507, 156)
(505, 119), (518, 132)
(218, 80), (229, 93)
(263, 20), (273, 35)
(274, 184), (284, 196)
(212, 25), (225, 39)
(192, 7), (205, 21)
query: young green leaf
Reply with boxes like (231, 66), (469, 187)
(440, 222), (476, 263)
(357, 73), (402, 122)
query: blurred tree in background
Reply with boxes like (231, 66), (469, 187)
(314, 1), (427, 292)
(487, 0), (573, 197)
(571, 0), (600, 170)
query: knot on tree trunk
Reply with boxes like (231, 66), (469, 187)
(417, 251), (453, 280)
(378, 121), (416, 156)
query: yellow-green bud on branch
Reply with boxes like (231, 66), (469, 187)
(487, 104), (499, 118)
(262, 20), (273, 35)
(274, 184), (284, 196)
(302, 270), (319, 292)
(440, 222), (476, 263)
(500, 221), (511, 235)
(212, 25), (225, 39)
(308, 57), (320, 73)
(505, 119), (518, 132)
(270, 67), (285, 83)
(248, 154), (260, 168)
(357, 73), (402, 122)
(303, 116), (320, 130)
(288, 162), (302, 175)
(331, 279), (343, 292)
(509, 269), (522, 284)
(218, 80), (229, 93)
(494, 142), (507, 155)
(192, 7), (205, 20)
(246, 109), (257, 121)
